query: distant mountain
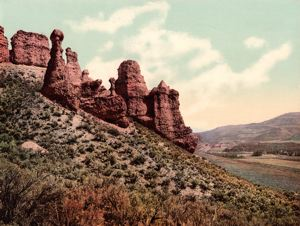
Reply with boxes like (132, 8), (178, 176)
(198, 112), (300, 144)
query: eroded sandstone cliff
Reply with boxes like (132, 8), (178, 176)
(0, 26), (198, 152)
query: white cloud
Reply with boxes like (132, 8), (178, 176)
(178, 43), (292, 119)
(85, 56), (123, 88)
(244, 36), (266, 49)
(84, 1), (292, 129)
(98, 41), (114, 52)
(123, 22), (223, 84)
(66, 1), (169, 33)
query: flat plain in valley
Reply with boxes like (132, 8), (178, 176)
(198, 152), (300, 192)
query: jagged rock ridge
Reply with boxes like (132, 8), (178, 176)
(0, 26), (198, 152)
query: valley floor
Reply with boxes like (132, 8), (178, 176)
(197, 152), (300, 192)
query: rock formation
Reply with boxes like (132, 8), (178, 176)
(41, 29), (129, 128)
(149, 81), (198, 152)
(115, 60), (198, 152)
(65, 47), (82, 85)
(41, 29), (80, 110)
(0, 26), (9, 63)
(10, 30), (50, 67)
(81, 69), (92, 82)
(0, 25), (198, 152)
(116, 60), (149, 117)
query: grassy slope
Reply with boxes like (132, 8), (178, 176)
(0, 64), (299, 225)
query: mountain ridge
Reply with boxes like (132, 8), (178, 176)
(198, 112), (300, 144)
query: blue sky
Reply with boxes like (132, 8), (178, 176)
(1, 0), (299, 130)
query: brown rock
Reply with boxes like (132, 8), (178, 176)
(81, 69), (92, 82)
(41, 29), (80, 110)
(65, 47), (82, 85)
(81, 79), (105, 98)
(80, 95), (129, 128)
(109, 77), (116, 96)
(116, 60), (149, 116)
(149, 81), (198, 152)
(0, 26), (9, 63)
(10, 30), (50, 67)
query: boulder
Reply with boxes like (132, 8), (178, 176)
(116, 60), (149, 117)
(10, 30), (50, 67)
(0, 26), (9, 63)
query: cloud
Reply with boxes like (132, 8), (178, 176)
(123, 22), (223, 84)
(178, 43), (292, 119)
(244, 36), (266, 49)
(86, 56), (123, 88)
(84, 1), (292, 129)
(65, 1), (169, 33)
(98, 41), (114, 52)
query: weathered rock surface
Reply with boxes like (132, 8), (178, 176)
(80, 95), (129, 128)
(42, 29), (129, 128)
(0, 26), (9, 63)
(148, 81), (198, 152)
(116, 60), (149, 117)
(65, 47), (82, 85)
(41, 29), (80, 110)
(4, 26), (197, 152)
(10, 30), (50, 67)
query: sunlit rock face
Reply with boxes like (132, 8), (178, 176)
(0, 25), (198, 152)
(0, 26), (10, 63)
(10, 30), (50, 67)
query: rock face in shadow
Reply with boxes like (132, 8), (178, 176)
(10, 30), (50, 67)
(0, 26), (9, 63)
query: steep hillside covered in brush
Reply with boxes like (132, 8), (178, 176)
(0, 25), (299, 225)
(0, 63), (299, 225)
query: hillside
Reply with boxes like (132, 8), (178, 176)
(199, 112), (300, 144)
(0, 64), (300, 224)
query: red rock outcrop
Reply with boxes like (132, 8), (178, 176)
(41, 29), (80, 110)
(149, 81), (198, 152)
(65, 47), (82, 85)
(40, 29), (196, 151)
(115, 60), (149, 117)
(42, 29), (129, 127)
(81, 69), (93, 82)
(10, 30), (50, 67)
(0, 26), (9, 63)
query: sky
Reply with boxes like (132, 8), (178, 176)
(0, 0), (299, 131)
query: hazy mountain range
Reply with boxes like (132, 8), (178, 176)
(198, 112), (300, 144)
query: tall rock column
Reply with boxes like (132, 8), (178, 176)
(41, 29), (79, 110)
(0, 26), (9, 63)
(65, 47), (82, 85)
(149, 81), (198, 153)
(115, 60), (149, 117)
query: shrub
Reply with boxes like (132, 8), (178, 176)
(107, 128), (120, 136)
(0, 167), (62, 225)
(252, 150), (263, 156)
(130, 154), (146, 165)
